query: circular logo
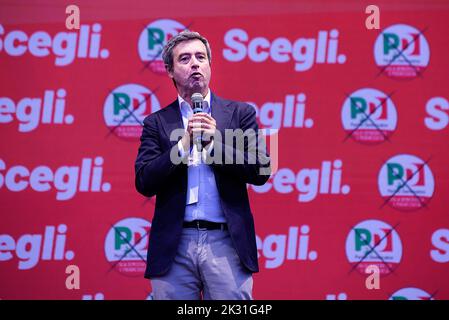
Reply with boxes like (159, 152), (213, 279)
(104, 217), (151, 277)
(346, 219), (402, 276)
(378, 154), (434, 210)
(103, 83), (160, 140)
(389, 287), (434, 300)
(138, 19), (187, 75)
(374, 24), (430, 79)
(341, 88), (397, 144)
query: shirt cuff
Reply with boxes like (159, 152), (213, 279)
(205, 140), (214, 156)
(178, 140), (187, 158)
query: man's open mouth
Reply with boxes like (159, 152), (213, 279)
(190, 72), (203, 78)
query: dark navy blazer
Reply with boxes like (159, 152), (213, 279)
(135, 93), (271, 278)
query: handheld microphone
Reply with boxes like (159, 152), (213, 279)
(191, 93), (204, 151)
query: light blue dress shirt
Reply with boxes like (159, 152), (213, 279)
(177, 90), (226, 223)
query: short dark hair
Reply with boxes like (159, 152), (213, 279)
(162, 30), (212, 72)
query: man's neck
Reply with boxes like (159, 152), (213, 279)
(179, 88), (209, 107)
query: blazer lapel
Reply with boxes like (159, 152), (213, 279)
(160, 99), (184, 146)
(211, 93), (235, 134)
(160, 94), (235, 145)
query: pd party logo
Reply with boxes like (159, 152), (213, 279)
(341, 88), (397, 144)
(103, 84), (160, 140)
(378, 154), (434, 210)
(374, 24), (430, 79)
(104, 217), (151, 277)
(346, 219), (402, 276)
(389, 287), (435, 300)
(138, 19), (187, 75)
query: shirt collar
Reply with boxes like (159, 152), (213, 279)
(178, 89), (211, 117)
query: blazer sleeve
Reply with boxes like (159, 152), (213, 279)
(134, 113), (184, 197)
(207, 103), (271, 186)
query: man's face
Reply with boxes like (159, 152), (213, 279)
(168, 39), (211, 98)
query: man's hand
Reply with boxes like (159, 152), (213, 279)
(180, 112), (216, 152)
(194, 113), (216, 149)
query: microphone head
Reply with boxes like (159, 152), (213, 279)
(191, 92), (204, 104)
(191, 92), (204, 114)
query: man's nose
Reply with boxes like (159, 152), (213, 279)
(191, 56), (200, 68)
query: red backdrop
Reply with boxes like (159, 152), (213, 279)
(1, 0), (448, 300)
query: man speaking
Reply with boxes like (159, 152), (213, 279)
(135, 30), (271, 300)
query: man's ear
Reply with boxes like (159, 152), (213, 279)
(166, 65), (173, 78)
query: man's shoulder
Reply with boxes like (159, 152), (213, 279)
(213, 94), (254, 114)
(142, 99), (178, 124)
